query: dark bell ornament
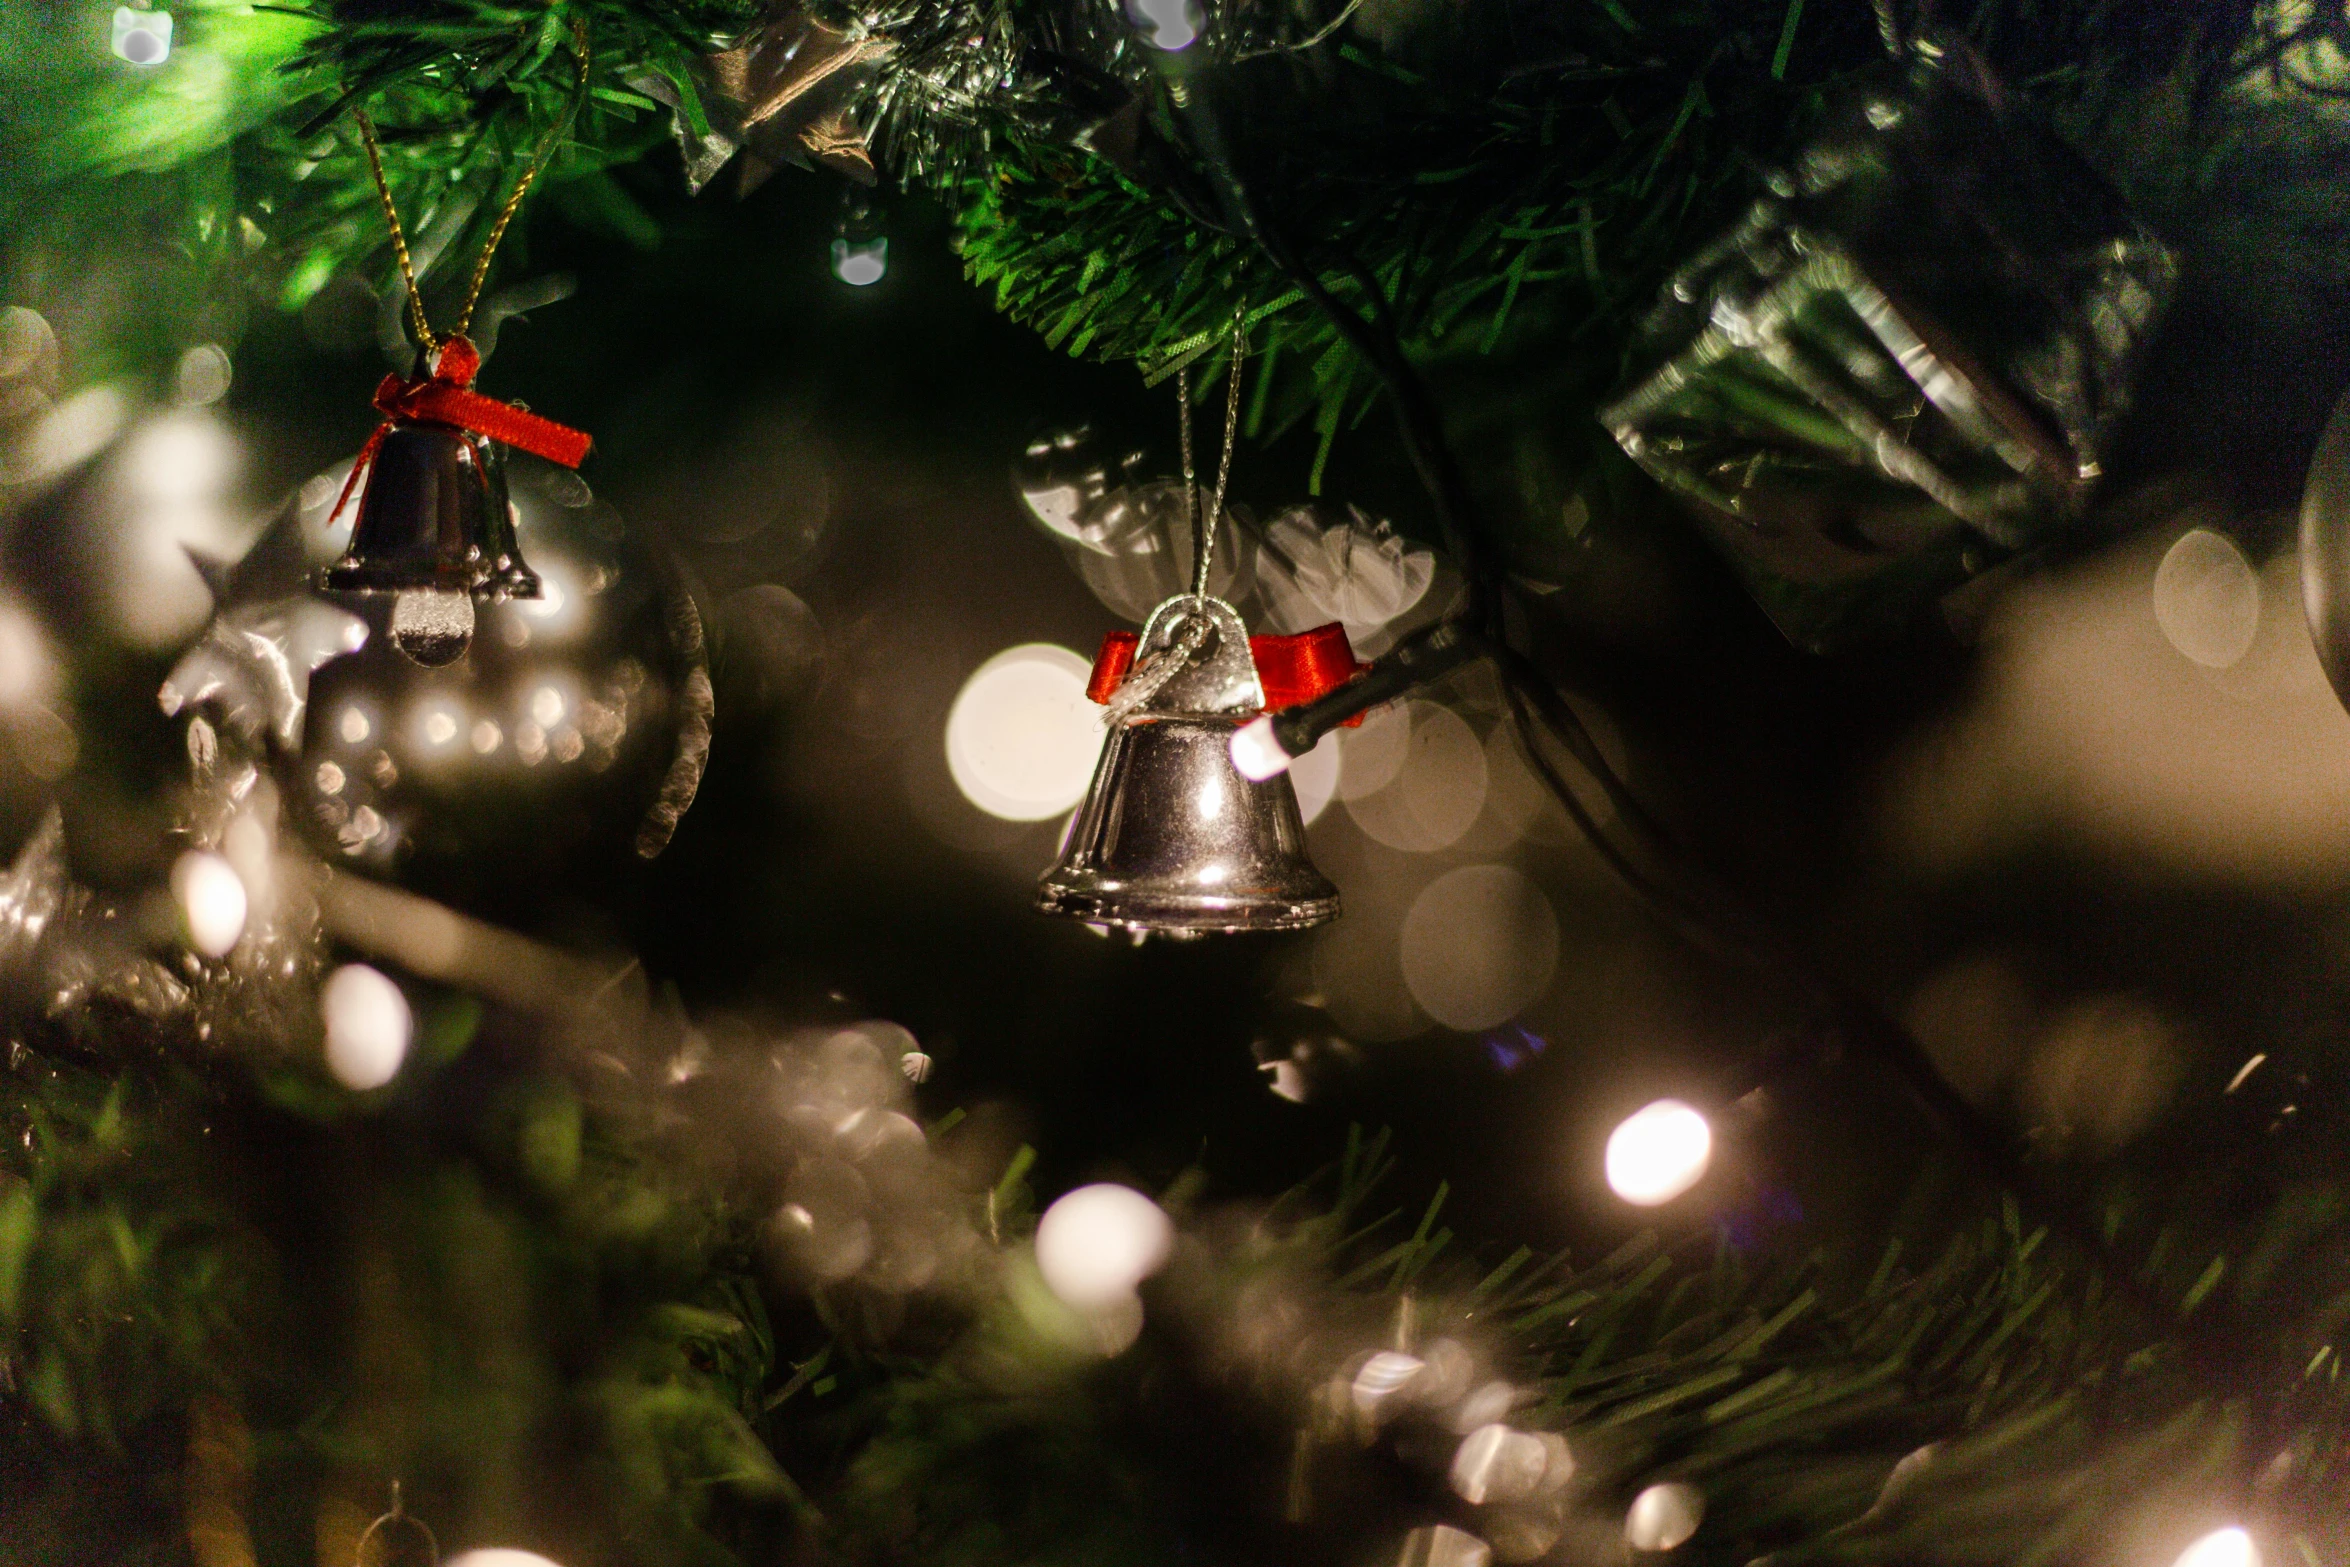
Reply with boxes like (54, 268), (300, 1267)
(320, 335), (591, 668)
(324, 420), (535, 664)
(2299, 384), (2350, 710)
(1601, 42), (2175, 652)
(1038, 594), (1339, 937)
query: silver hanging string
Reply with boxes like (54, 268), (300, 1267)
(1104, 322), (1251, 726)
(1178, 360), (1199, 578)
(1192, 318), (1248, 602)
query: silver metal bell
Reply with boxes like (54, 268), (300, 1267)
(1038, 595), (1339, 936)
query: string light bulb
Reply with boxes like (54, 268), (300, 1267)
(111, 6), (172, 66)
(171, 851), (247, 958)
(833, 193), (888, 286)
(1604, 1099), (1713, 1206)
(1229, 715), (1291, 781)
(1034, 1183), (1172, 1310)
(1125, 0), (1203, 50)
(2174, 1529), (2259, 1567)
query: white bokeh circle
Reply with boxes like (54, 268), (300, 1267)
(1398, 864), (1558, 1029)
(944, 644), (1104, 821)
(1034, 1182), (1173, 1310)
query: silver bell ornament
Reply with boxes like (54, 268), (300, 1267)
(2300, 384), (2350, 712)
(319, 335), (589, 668)
(1038, 593), (1338, 936)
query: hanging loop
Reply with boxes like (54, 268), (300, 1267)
(354, 1481), (440, 1567)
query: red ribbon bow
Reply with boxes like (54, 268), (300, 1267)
(1086, 621), (1368, 722)
(331, 336), (593, 524)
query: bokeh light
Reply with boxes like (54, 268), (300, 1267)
(0, 596), (56, 709)
(1310, 875), (1429, 1043)
(411, 697), (466, 757)
(174, 344), (231, 406)
(2153, 528), (2260, 669)
(103, 409), (243, 651)
(1399, 864), (1558, 1030)
(832, 237), (889, 286)
(1289, 731), (1340, 825)
(775, 1157), (875, 1282)
(322, 964), (412, 1091)
(1624, 1481), (1706, 1551)
(1345, 701), (1487, 853)
(1605, 1100), (1713, 1206)
(2174, 1529), (2259, 1567)
(1067, 480), (1252, 619)
(944, 644), (1102, 821)
(1398, 1523), (1491, 1567)
(448, 1553), (567, 1567)
(1449, 1423), (1558, 1504)
(171, 851), (247, 957)
(0, 306), (60, 427)
(1253, 503), (1437, 658)
(1336, 701), (1410, 800)
(1350, 1349), (1425, 1418)
(2020, 995), (2182, 1156)
(1034, 1183), (1172, 1310)
(1126, 0), (1202, 49)
(1880, 533), (2350, 886)
(111, 5), (173, 65)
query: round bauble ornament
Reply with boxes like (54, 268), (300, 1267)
(1013, 424), (1142, 551)
(166, 455), (711, 915)
(1253, 501), (1442, 657)
(295, 460), (712, 902)
(2299, 385), (2350, 711)
(1065, 477), (1251, 621)
(1008, 428), (1249, 617)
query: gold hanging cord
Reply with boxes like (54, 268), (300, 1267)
(351, 20), (593, 357)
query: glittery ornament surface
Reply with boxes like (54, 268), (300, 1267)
(386, 588), (475, 668)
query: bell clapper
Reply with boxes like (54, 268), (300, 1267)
(388, 588), (476, 668)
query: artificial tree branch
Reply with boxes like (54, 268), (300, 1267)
(1156, 51), (2260, 1388)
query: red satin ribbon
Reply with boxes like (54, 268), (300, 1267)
(1086, 621), (1368, 721)
(331, 336), (592, 523)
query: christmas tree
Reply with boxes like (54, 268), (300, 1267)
(2, 1), (2347, 1563)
